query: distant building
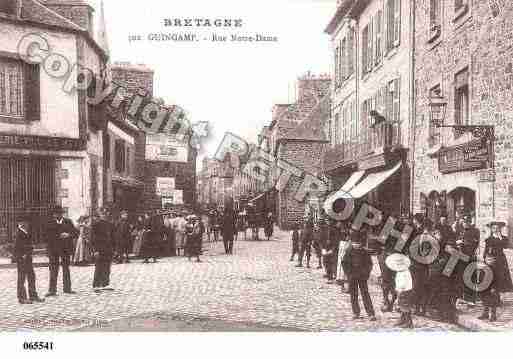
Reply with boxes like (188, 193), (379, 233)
(111, 62), (197, 213)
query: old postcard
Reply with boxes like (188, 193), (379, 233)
(1, 0), (512, 356)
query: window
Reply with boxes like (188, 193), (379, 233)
(362, 25), (369, 76)
(430, 0), (441, 31)
(126, 147), (131, 175)
(455, 0), (465, 11)
(327, 118), (332, 145)
(429, 85), (442, 147)
(0, 58), (24, 118)
(454, 0), (469, 21)
(334, 113), (341, 145)
(334, 45), (339, 88)
(115, 139), (126, 174)
(341, 37), (347, 80)
(375, 10), (383, 65)
(386, 0), (401, 51)
(454, 68), (469, 131)
(104, 134), (111, 169)
(348, 29), (355, 76)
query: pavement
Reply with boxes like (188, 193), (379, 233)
(0, 228), (473, 332)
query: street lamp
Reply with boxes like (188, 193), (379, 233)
(428, 93), (447, 128)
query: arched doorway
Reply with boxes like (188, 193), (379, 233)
(448, 187), (476, 224)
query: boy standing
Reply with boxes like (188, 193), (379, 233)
(343, 231), (376, 321)
(15, 216), (44, 304)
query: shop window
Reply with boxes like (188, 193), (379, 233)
(115, 139), (126, 174)
(454, 68), (469, 138)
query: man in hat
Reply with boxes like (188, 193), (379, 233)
(297, 216), (314, 268)
(342, 230), (376, 321)
(91, 208), (115, 291)
(45, 205), (79, 296)
(114, 210), (131, 264)
(455, 213), (480, 304)
(221, 201), (237, 254)
(15, 215), (44, 304)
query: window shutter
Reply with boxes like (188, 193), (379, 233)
(368, 18), (374, 72)
(394, 0), (401, 46)
(348, 29), (354, 76)
(334, 46), (339, 88)
(362, 26), (368, 76)
(393, 78), (401, 123)
(375, 10), (382, 64)
(24, 62), (40, 122)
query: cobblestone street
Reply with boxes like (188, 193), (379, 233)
(0, 229), (460, 332)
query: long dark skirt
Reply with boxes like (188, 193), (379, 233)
(93, 251), (112, 288)
(141, 231), (162, 259)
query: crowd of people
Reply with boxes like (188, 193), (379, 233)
(13, 201), (275, 305)
(290, 211), (513, 327)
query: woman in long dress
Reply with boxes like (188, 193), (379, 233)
(132, 216), (145, 257)
(73, 215), (92, 265)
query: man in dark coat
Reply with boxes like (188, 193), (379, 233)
(221, 205), (237, 254)
(115, 210), (131, 264)
(297, 216), (314, 268)
(91, 208), (115, 291)
(45, 206), (79, 297)
(290, 223), (300, 262)
(410, 214), (431, 316)
(313, 218), (326, 270)
(15, 216), (44, 304)
(343, 230), (376, 321)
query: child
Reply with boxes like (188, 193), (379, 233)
(386, 253), (414, 329)
(343, 231), (376, 321)
(290, 223), (300, 262)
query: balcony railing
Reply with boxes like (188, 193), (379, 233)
(324, 122), (401, 171)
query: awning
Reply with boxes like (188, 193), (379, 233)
(348, 162), (402, 199)
(340, 170), (366, 193)
(249, 193), (266, 203)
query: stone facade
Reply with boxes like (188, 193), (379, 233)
(110, 63), (197, 213)
(413, 0), (513, 234)
(0, 0), (108, 244)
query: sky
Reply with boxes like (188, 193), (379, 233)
(88, 0), (336, 158)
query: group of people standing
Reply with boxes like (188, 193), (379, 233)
(13, 205), (209, 305)
(291, 211), (513, 327)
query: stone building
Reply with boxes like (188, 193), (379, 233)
(323, 0), (414, 219)
(111, 62), (197, 213)
(0, 0), (109, 243)
(197, 157), (234, 209)
(413, 0), (513, 233)
(265, 73), (331, 229)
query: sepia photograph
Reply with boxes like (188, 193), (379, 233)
(1, 0), (513, 356)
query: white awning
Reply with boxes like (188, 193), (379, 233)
(348, 162), (402, 199)
(340, 170), (366, 193)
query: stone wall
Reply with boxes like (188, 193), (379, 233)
(413, 0), (513, 232)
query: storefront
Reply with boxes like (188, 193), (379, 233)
(417, 138), (494, 228)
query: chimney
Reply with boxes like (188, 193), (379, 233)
(43, 0), (95, 36)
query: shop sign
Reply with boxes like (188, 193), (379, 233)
(161, 190), (183, 208)
(438, 139), (491, 174)
(156, 177), (175, 196)
(0, 134), (86, 151)
(146, 135), (188, 162)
